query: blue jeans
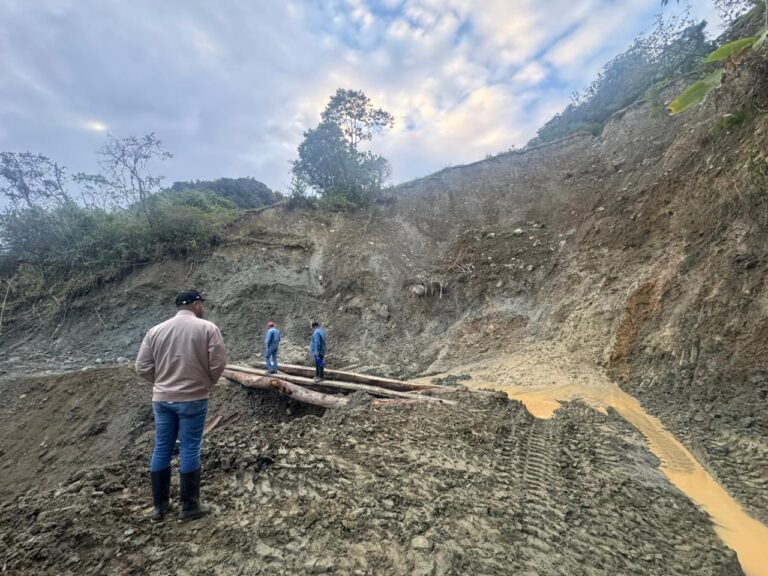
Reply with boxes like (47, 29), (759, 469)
(265, 349), (278, 372)
(151, 399), (208, 473)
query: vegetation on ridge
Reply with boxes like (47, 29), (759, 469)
(529, 0), (765, 145)
(0, 134), (240, 302)
(529, 14), (712, 145)
(668, 6), (768, 114)
(169, 177), (280, 210)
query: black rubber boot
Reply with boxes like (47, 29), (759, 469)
(150, 467), (172, 522)
(178, 468), (211, 523)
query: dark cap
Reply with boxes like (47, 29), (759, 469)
(175, 290), (206, 306)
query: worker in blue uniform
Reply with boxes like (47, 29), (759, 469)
(264, 321), (281, 374)
(310, 321), (326, 381)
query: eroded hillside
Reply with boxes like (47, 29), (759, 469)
(1, 39), (767, 574)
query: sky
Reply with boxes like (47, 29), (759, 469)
(0, 0), (720, 194)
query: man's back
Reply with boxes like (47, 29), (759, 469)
(265, 327), (281, 349)
(136, 310), (226, 402)
(311, 327), (326, 356)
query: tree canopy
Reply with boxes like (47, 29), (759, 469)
(95, 133), (172, 226)
(292, 89), (394, 207)
(321, 88), (394, 149)
(0, 152), (69, 209)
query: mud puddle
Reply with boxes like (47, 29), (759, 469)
(431, 349), (768, 576)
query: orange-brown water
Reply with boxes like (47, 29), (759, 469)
(423, 348), (768, 576)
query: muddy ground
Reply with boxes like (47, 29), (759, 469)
(0, 367), (743, 575)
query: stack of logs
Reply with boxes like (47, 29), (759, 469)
(223, 363), (459, 408)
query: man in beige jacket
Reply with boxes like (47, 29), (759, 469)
(136, 289), (227, 523)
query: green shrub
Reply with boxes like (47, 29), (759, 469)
(167, 177), (280, 209)
(0, 190), (237, 296)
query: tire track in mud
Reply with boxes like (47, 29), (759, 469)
(516, 419), (567, 574)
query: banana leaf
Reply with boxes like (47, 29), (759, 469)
(667, 69), (724, 115)
(703, 37), (757, 63)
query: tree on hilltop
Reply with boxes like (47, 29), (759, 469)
(95, 133), (172, 226)
(292, 89), (394, 207)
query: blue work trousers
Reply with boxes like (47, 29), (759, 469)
(150, 399), (208, 473)
(265, 348), (279, 372)
(314, 354), (325, 378)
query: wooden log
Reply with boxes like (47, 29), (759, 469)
(250, 361), (438, 392)
(226, 365), (455, 405)
(416, 386), (465, 395)
(224, 370), (349, 409)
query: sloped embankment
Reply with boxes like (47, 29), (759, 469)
(388, 58), (768, 523)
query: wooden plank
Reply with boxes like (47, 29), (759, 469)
(204, 412), (241, 435)
(250, 361), (439, 392)
(226, 365), (455, 405)
(204, 414), (223, 435)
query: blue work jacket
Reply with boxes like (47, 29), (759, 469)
(265, 327), (281, 353)
(310, 327), (326, 356)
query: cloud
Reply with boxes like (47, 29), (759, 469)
(513, 62), (549, 86)
(0, 0), (723, 195)
(546, 0), (651, 68)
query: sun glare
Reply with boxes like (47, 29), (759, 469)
(83, 120), (108, 133)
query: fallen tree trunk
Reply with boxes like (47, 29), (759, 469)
(250, 361), (438, 392)
(224, 370), (349, 409)
(226, 365), (455, 405)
